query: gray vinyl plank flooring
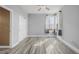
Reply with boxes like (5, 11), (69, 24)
(0, 37), (77, 54)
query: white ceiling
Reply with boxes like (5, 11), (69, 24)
(20, 5), (64, 14)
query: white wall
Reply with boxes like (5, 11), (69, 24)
(28, 14), (46, 36)
(58, 12), (63, 30)
(62, 5), (79, 49)
(4, 5), (28, 48)
(19, 15), (28, 42)
(11, 12), (19, 47)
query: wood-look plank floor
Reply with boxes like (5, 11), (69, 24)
(0, 37), (77, 54)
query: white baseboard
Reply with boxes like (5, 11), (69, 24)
(0, 42), (19, 48)
(57, 36), (79, 54)
(12, 37), (28, 48)
(12, 41), (20, 48)
(0, 46), (10, 48)
(28, 35), (55, 37)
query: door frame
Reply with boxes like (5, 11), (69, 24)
(0, 5), (13, 48)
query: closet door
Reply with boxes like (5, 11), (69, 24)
(0, 7), (10, 46)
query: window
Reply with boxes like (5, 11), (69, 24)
(45, 15), (58, 33)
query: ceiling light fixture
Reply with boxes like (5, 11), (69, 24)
(37, 5), (50, 11)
